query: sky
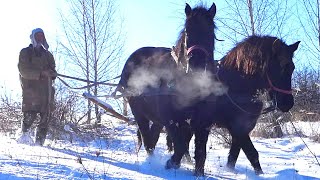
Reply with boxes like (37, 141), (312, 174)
(0, 0), (176, 94)
(0, 0), (228, 96)
(0, 117), (319, 179)
(0, 0), (60, 95)
(0, 0), (308, 97)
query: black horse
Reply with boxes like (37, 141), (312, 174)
(188, 35), (300, 175)
(113, 3), (217, 175)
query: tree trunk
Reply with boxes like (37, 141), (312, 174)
(270, 113), (284, 138)
(247, 0), (255, 35)
(123, 98), (128, 116)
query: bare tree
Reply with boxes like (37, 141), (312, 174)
(59, 0), (125, 125)
(217, 0), (293, 44)
(292, 68), (320, 121)
(296, 0), (320, 67)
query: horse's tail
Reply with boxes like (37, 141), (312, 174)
(111, 71), (129, 98)
(111, 84), (124, 98)
(137, 129), (142, 152)
(166, 133), (174, 152)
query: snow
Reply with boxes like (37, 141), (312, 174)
(0, 118), (319, 180)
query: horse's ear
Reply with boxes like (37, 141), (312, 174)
(208, 3), (216, 19)
(185, 3), (192, 17)
(289, 41), (300, 53)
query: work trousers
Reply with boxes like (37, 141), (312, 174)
(22, 111), (49, 145)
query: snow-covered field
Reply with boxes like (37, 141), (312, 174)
(0, 118), (319, 180)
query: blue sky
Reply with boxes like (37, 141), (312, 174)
(0, 0), (59, 93)
(0, 0), (222, 94)
(118, 0), (230, 57)
(0, 0), (307, 95)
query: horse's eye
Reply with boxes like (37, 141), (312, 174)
(281, 62), (294, 75)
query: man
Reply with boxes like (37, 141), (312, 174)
(17, 28), (57, 146)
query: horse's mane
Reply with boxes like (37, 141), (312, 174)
(173, 30), (187, 66)
(221, 35), (283, 75)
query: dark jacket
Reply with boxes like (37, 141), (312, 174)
(18, 44), (55, 112)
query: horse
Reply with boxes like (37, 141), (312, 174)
(112, 2), (217, 174)
(188, 35), (300, 175)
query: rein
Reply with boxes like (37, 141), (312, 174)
(266, 74), (292, 94)
(57, 73), (118, 90)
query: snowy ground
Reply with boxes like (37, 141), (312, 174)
(0, 118), (319, 180)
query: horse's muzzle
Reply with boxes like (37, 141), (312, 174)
(276, 94), (294, 112)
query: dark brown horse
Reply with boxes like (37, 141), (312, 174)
(112, 3), (217, 175)
(188, 35), (300, 175)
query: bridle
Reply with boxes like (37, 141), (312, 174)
(268, 38), (293, 95)
(266, 74), (292, 95)
(187, 45), (210, 58)
(264, 73), (293, 113)
(215, 67), (292, 115)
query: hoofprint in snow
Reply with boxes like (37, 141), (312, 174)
(0, 117), (319, 180)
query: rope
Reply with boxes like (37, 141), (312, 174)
(57, 73), (118, 86)
(57, 77), (99, 90)
(288, 111), (320, 167)
(56, 73), (119, 90)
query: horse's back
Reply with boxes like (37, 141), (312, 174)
(117, 47), (176, 93)
(126, 46), (173, 67)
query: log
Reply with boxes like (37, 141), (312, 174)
(82, 93), (134, 124)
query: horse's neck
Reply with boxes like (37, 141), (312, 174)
(218, 67), (265, 94)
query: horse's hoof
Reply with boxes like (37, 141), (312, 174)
(165, 159), (180, 169)
(146, 148), (154, 156)
(182, 153), (192, 164)
(226, 162), (235, 170)
(255, 169), (264, 175)
(194, 168), (204, 177)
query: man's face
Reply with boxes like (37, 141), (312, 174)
(35, 32), (45, 44)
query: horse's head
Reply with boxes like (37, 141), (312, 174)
(267, 39), (300, 112)
(180, 3), (216, 72)
(220, 35), (300, 113)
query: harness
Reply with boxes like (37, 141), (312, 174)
(215, 67), (290, 115)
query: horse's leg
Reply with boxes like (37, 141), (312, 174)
(165, 124), (188, 170)
(165, 126), (191, 159)
(136, 118), (154, 155)
(181, 121), (193, 163)
(193, 127), (210, 176)
(150, 123), (163, 150)
(226, 135), (241, 170)
(240, 134), (263, 175)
